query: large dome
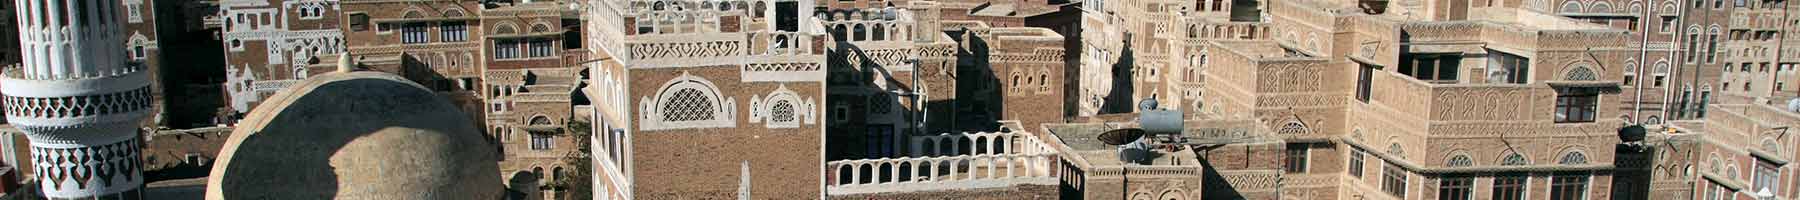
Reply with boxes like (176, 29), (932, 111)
(204, 71), (502, 199)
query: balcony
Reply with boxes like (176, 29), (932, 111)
(827, 131), (1060, 195)
(1363, 70), (1625, 138)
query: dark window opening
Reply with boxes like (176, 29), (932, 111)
(1398, 53), (1461, 83)
(775, 2), (799, 32)
(1357, 63), (1375, 102)
(349, 13), (370, 31)
(1438, 175), (1472, 200)
(1284, 143), (1309, 173)
(1555, 90), (1599, 123)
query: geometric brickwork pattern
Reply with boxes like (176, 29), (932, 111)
(3, 86), (153, 118)
(31, 139), (141, 196)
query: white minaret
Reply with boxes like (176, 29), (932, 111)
(4, 0), (150, 199)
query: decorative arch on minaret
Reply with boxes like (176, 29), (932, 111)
(749, 84), (815, 129)
(640, 71), (736, 130)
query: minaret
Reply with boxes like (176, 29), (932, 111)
(4, 0), (150, 199)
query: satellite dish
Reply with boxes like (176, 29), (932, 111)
(1098, 128), (1147, 145)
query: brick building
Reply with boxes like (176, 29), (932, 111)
(584, 0), (831, 199)
(217, 0), (347, 120)
(818, 1), (1069, 160)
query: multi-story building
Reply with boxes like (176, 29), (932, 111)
(564, 0), (1800, 200)
(3, 0), (157, 199)
(817, 1), (1069, 160)
(217, 0), (346, 121)
(585, 0), (831, 199)
(123, 0), (166, 126)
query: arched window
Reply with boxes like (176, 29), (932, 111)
(853, 24), (867, 41)
(1559, 151), (1589, 165)
(529, 115), (553, 125)
(1561, 1), (1585, 13)
(1646, 61), (1668, 87)
(1447, 155), (1473, 167)
(495, 25), (518, 35)
(662, 88), (716, 121)
(1591, 1), (1613, 12)
(1388, 143), (1405, 158)
(641, 71), (736, 130)
(1502, 152), (1529, 165)
(1278, 121), (1308, 134)
(531, 24), (552, 34)
(1564, 66), (1598, 81)
(1763, 139), (1782, 155)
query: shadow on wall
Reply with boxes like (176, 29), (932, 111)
(825, 39), (926, 160)
(1100, 36), (1136, 114)
(951, 28), (1002, 133)
(1198, 157), (1246, 200)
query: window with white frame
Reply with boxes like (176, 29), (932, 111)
(441, 21), (468, 42)
(1284, 143), (1309, 173)
(495, 39), (522, 59)
(1549, 152), (1591, 200)
(528, 39), (554, 58)
(1383, 162), (1407, 198)
(402, 22), (430, 44)
(1755, 159), (1779, 195)
(530, 133), (553, 150)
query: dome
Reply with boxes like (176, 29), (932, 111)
(204, 71), (502, 199)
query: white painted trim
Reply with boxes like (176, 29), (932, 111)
(0, 71), (150, 98)
(638, 71), (736, 131)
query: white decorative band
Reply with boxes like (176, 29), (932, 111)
(3, 86), (154, 119)
(30, 138), (142, 198)
(16, 119), (146, 148)
(0, 70), (149, 98)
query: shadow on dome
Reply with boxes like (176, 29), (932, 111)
(206, 73), (502, 200)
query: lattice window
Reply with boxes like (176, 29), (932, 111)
(662, 88), (716, 121)
(1447, 155), (1473, 167)
(750, 84), (813, 128)
(1559, 151), (1588, 165)
(1564, 66), (1598, 81)
(1502, 152), (1529, 165)
(641, 72), (736, 130)
(1278, 121), (1308, 134)
(771, 100), (795, 122)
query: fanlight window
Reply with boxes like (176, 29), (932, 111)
(1278, 122), (1308, 134)
(1447, 155), (1473, 167)
(1559, 152), (1588, 165)
(1388, 143), (1405, 158)
(749, 84), (815, 129)
(640, 72), (736, 130)
(771, 100), (796, 122)
(1763, 139), (1781, 155)
(530, 116), (553, 125)
(1565, 66), (1598, 81)
(662, 88), (716, 121)
(1502, 153), (1529, 165)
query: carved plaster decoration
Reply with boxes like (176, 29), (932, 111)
(749, 84), (816, 128)
(640, 71), (737, 131)
(225, 65), (260, 113)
